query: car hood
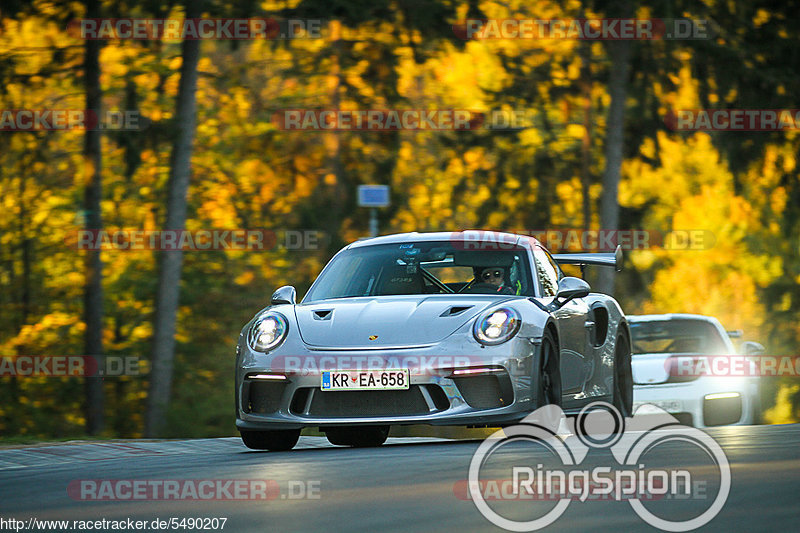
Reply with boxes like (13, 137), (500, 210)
(631, 353), (674, 385)
(632, 352), (712, 385)
(294, 295), (511, 348)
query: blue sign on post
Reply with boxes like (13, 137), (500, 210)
(357, 185), (390, 207)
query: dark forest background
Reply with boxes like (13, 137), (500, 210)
(1, 0), (798, 439)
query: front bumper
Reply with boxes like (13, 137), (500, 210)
(235, 336), (542, 430)
(633, 378), (759, 428)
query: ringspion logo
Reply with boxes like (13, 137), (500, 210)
(467, 403), (730, 531)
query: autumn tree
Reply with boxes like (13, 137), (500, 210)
(145, 0), (203, 437)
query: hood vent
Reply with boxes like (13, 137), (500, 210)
(294, 296), (501, 348)
(312, 309), (333, 320)
(440, 305), (473, 317)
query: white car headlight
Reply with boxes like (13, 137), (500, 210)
(248, 313), (289, 352)
(473, 307), (521, 345)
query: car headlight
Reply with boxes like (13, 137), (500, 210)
(473, 307), (521, 345)
(248, 312), (288, 352)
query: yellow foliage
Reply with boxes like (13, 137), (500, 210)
(235, 270), (255, 286)
(763, 384), (800, 424)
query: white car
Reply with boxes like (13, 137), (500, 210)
(629, 314), (762, 427)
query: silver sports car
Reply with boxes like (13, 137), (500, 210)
(235, 231), (632, 450)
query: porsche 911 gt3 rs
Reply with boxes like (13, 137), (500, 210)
(235, 231), (632, 450)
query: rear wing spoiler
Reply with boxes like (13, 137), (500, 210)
(552, 245), (623, 272)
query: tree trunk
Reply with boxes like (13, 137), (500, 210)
(82, 0), (104, 435)
(597, 5), (632, 295)
(145, 0), (202, 437)
(580, 36), (593, 232)
(323, 20), (344, 250)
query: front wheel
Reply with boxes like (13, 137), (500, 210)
(612, 332), (633, 418)
(325, 426), (389, 447)
(240, 429), (301, 451)
(537, 328), (562, 407)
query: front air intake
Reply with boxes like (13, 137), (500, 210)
(452, 372), (514, 409)
(243, 379), (286, 414)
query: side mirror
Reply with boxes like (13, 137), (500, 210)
(528, 277), (591, 313)
(542, 277), (591, 311)
(741, 341), (765, 356)
(271, 286), (297, 306)
(556, 277), (591, 301)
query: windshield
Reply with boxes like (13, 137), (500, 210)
(630, 319), (729, 355)
(304, 241), (534, 301)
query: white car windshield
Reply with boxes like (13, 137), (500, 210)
(630, 320), (729, 355)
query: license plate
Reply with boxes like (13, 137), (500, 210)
(634, 400), (682, 413)
(321, 370), (409, 391)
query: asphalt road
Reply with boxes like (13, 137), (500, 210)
(1, 423), (799, 532)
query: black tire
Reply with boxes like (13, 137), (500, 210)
(537, 328), (562, 407)
(325, 426), (389, 447)
(240, 429), (300, 451)
(612, 332), (633, 418)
